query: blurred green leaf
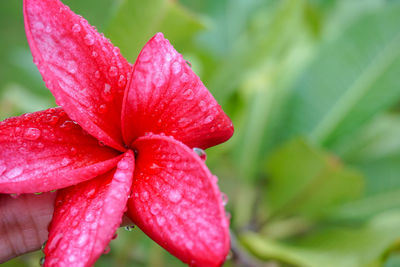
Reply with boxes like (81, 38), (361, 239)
(266, 138), (363, 219)
(285, 4), (400, 147)
(242, 211), (400, 267)
(106, 0), (205, 62)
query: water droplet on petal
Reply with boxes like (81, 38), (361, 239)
(92, 51), (98, 58)
(124, 225), (135, 232)
(140, 50), (151, 62)
(77, 234), (88, 247)
(153, 72), (165, 87)
(67, 60), (77, 74)
(102, 83), (113, 101)
(103, 246), (111, 254)
(70, 147), (78, 156)
(84, 34), (94, 45)
(117, 75), (126, 87)
(39, 256), (45, 266)
(183, 89), (194, 100)
(71, 24), (81, 33)
(98, 104), (108, 114)
(85, 212), (95, 222)
(140, 191), (149, 202)
(94, 70), (101, 79)
(172, 61), (181, 74)
(185, 60), (192, 68)
(221, 192), (229, 206)
(117, 159), (129, 170)
(109, 66), (118, 77)
(180, 73), (189, 83)
(34, 22), (44, 30)
(113, 47), (120, 56)
(41, 240), (47, 251)
(150, 202), (161, 215)
(6, 167), (23, 179)
(0, 160), (6, 176)
(168, 190), (182, 203)
(156, 216), (166, 226)
(37, 142), (44, 149)
(24, 128), (41, 140)
(204, 115), (214, 124)
(193, 147), (207, 161)
(199, 100), (207, 112)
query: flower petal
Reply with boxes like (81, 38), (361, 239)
(44, 151), (134, 267)
(122, 33), (233, 149)
(127, 134), (230, 266)
(0, 108), (121, 194)
(24, 0), (132, 150)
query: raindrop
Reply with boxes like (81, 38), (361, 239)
(0, 160), (6, 176)
(69, 255), (77, 263)
(6, 167), (23, 179)
(193, 148), (207, 161)
(108, 66), (118, 77)
(39, 256), (45, 266)
(204, 115), (214, 124)
(156, 216), (166, 226)
(183, 89), (194, 100)
(103, 246), (111, 254)
(24, 128), (41, 140)
(180, 73), (189, 83)
(112, 233), (118, 240)
(117, 159), (129, 170)
(172, 61), (181, 74)
(84, 34), (95, 45)
(153, 72), (165, 87)
(221, 193), (229, 206)
(226, 250), (233, 260)
(77, 234), (88, 247)
(67, 60), (77, 74)
(98, 104), (108, 114)
(37, 142), (44, 149)
(92, 51), (98, 58)
(113, 47), (120, 56)
(70, 147), (78, 156)
(140, 50), (151, 62)
(117, 75), (126, 87)
(186, 240), (194, 250)
(70, 207), (79, 216)
(102, 83), (113, 101)
(41, 240), (47, 251)
(124, 225), (135, 232)
(61, 157), (71, 167)
(150, 203), (161, 215)
(168, 190), (182, 203)
(85, 212), (95, 222)
(140, 191), (149, 202)
(199, 100), (207, 112)
(34, 192), (43, 195)
(94, 70), (101, 79)
(34, 22), (44, 30)
(48, 116), (59, 125)
(71, 23), (81, 33)
(185, 60), (192, 68)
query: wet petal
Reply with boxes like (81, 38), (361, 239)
(44, 151), (134, 267)
(127, 134), (230, 266)
(24, 0), (132, 150)
(0, 108), (121, 193)
(122, 33), (233, 149)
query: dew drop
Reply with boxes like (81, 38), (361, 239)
(103, 246), (111, 254)
(102, 83), (113, 101)
(156, 216), (166, 226)
(185, 60), (192, 68)
(85, 212), (95, 222)
(113, 47), (120, 56)
(0, 160), (6, 176)
(171, 61), (181, 74)
(71, 23), (81, 33)
(140, 50), (151, 62)
(153, 72), (165, 87)
(183, 89), (194, 100)
(150, 202), (161, 215)
(180, 73), (189, 83)
(92, 50), (98, 58)
(39, 256), (45, 266)
(94, 70), (101, 79)
(34, 22), (44, 30)
(108, 66), (118, 77)
(117, 159), (129, 170)
(186, 240), (194, 250)
(117, 75), (126, 87)
(37, 142), (44, 149)
(24, 128), (41, 140)
(112, 233), (118, 240)
(204, 115), (214, 124)
(70, 147), (78, 156)
(84, 34), (95, 45)
(199, 100), (207, 112)
(34, 192), (43, 195)
(77, 234), (88, 247)
(168, 190), (182, 203)
(69, 255), (77, 263)
(70, 207), (79, 216)
(124, 225), (135, 232)
(67, 60), (77, 74)
(49, 116), (59, 125)
(193, 147), (207, 161)
(98, 104), (107, 114)
(221, 192), (229, 206)
(41, 240), (47, 251)
(6, 167), (23, 179)
(140, 191), (149, 202)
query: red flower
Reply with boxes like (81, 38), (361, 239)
(0, 0), (234, 266)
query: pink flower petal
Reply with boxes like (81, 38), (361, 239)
(122, 33), (233, 149)
(0, 108), (121, 194)
(127, 134), (230, 267)
(24, 0), (132, 151)
(44, 151), (134, 267)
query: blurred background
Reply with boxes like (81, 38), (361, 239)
(2, 0), (400, 266)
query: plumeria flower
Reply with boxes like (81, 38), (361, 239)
(0, 0), (234, 266)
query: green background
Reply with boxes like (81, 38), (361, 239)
(2, 0), (400, 266)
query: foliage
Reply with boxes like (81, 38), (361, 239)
(2, 0), (400, 266)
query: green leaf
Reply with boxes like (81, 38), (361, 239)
(105, 0), (205, 61)
(285, 4), (400, 147)
(241, 211), (400, 267)
(266, 138), (363, 219)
